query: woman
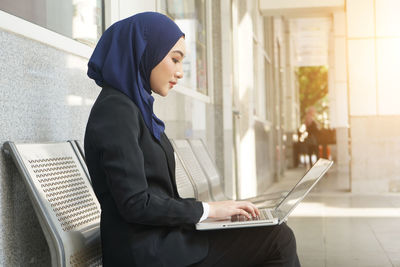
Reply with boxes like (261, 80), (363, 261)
(84, 12), (300, 266)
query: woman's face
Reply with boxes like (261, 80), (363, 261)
(150, 37), (186, 96)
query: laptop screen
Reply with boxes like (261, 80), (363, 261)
(275, 159), (333, 221)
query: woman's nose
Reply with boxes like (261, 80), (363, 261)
(175, 71), (183, 79)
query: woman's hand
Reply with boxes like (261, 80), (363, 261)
(207, 200), (260, 219)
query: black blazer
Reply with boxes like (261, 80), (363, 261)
(84, 87), (208, 266)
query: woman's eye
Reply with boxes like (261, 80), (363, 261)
(172, 58), (179, 63)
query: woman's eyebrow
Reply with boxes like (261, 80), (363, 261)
(172, 50), (185, 58)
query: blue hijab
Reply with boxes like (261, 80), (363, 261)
(87, 12), (184, 141)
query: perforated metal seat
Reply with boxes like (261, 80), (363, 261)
(69, 140), (85, 159)
(170, 139), (212, 202)
(174, 152), (197, 199)
(3, 141), (102, 267)
(186, 139), (288, 206)
(187, 139), (226, 201)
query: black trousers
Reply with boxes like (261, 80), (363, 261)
(191, 223), (300, 267)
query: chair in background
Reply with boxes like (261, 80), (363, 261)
(3, 141), (102, 267)
(186, 139), (226, 201)
(186, 139), (287, 207)
(170, 139), (212, 202)
(174, 151), (197, 199)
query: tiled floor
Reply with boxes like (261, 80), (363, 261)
(267, 164), (400, 267)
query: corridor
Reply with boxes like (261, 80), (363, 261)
(272, 166), (400, 266)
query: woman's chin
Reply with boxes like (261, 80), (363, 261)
(160, 90), (169, 97)
(152, 88), (169, 97)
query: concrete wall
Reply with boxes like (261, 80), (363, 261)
(346, 0), (400, 193)
(351, 116), (400, 192)
(0, 29), (99, 266)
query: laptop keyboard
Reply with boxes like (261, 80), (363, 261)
(231, 208), (273, 222)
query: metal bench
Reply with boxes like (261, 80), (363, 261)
(1, 138), (285, 266)
(174, 151), (197, 199)
(176, 139), (288, 207)
(3, 141), (102, 267)
(170, 139), (212, 202)
(186, 139), (227, 201)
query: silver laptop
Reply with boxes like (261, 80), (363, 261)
(196, 158), (333, 230)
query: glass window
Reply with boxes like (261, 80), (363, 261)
(159, 0), (208, 95)
(0, 0), (104, 47)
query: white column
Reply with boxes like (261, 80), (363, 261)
(375, 0), (400, 115)
(347, 0), (376, 116)
(220, 0), (235, 199)
(330, 11), (350, 170)
(236, 2), (257, 199)
(331, 11), (348, 127)
(346, 0), (400, 193)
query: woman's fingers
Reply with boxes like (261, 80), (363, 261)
(236, 208), (252, 219)
(236, 201), (259, 217)
(237, 205), (254, 217)
(207, 200), (260, 219)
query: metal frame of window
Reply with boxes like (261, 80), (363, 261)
(253, 25), (273, 128)
(0, 10), (96, 59)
